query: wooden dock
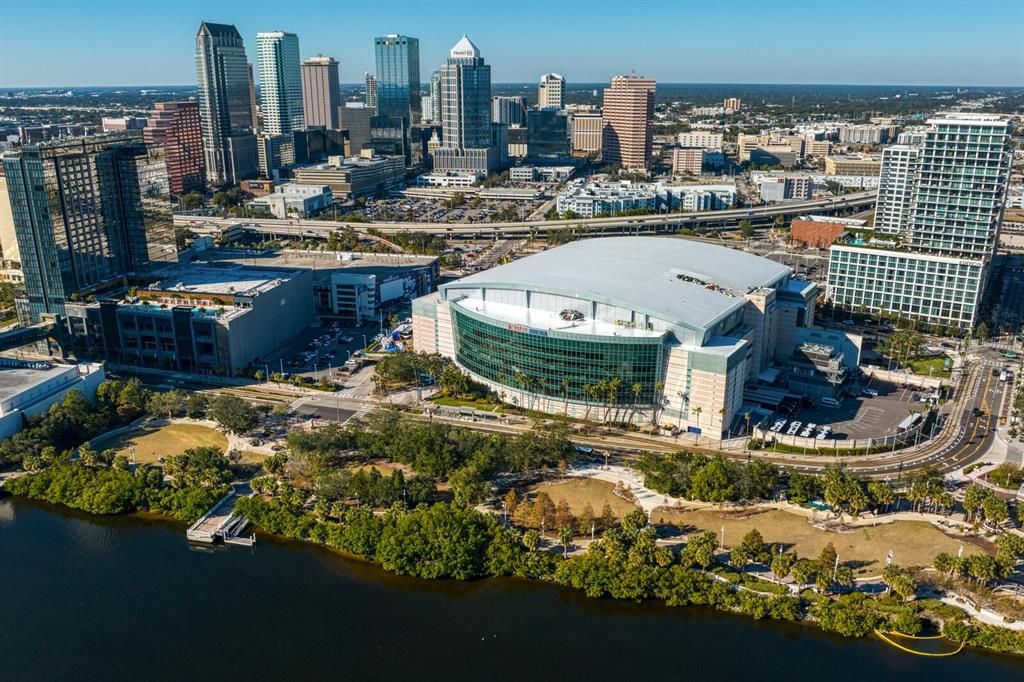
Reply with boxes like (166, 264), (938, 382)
(186, 485), (255, 546)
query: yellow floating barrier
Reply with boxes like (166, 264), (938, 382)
(874, 630), (965, 657)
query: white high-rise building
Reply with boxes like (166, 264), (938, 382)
(257, 31), (304, 135)
(873, 144), (921, 236)
(538, 73), (565, 109)
(828, 113), (1014, 329)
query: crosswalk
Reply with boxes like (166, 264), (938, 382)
(344, 408), (370, 425)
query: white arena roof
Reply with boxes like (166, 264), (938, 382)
(444, 237), (791, 332)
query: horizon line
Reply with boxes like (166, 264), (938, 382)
(2, 81), (1022, 90)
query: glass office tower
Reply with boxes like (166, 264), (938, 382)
(374, 34), (420, 121)
(372, 34), (420, 162)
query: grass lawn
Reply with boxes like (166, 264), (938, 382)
(97, 423), (228, 464)
(652, 508), (984, 576)
(238, 451), (269, 466)
(529, 478), (639, 519)
(907, 354), (951, 379)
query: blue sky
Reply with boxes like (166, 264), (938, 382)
(2, 0), (1022, 87)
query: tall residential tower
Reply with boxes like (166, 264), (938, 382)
(827, 113), (1014, 329)
(2, 139), (165, 323)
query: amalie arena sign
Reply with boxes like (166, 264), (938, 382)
(507, 323), (548, 337)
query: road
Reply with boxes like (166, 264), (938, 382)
(175, 191), (876, 238)
(125, 340), (1008, 478)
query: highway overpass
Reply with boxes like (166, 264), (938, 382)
(174, 191), (876, 239)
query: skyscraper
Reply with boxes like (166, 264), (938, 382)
(907, 114), (1011, 258)
(527, 109), (569, 157)
(364, 73), (378, 109)
(827, 113), (1014, 329)
(257, 31), (304, 135)
(601, 76), (655, 171)
(195, 22), (256, 185)
(247, 63), (260, 132)
(434, 36), (498, 175)
(429, 71), (442, 124)
(873, 144), (921, 236)
(2, 138), (165, 323)
(538, 73), (565, 109)
(491, 96), (526, 126)
(374, 35), (420, 121)
(143, 101), (204, 195)
(301, 56), (341, 129)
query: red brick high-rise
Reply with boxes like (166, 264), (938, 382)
(143, 101), (204, 195)
(601, 76), (655, 171)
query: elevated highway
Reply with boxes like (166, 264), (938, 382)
(174, 191), (876, 239)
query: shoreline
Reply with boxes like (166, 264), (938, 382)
(5, 489), (1022, 660)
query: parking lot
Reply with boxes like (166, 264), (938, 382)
(766, 378), (936, 442)
(351, 195), (551, 224)
(262, 322), (380, 382)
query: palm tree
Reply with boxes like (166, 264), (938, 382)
(653, 381), (665, 425)
(595, 379), (609, 423)
(562, 376), (571, 416)
(631, 382), (643, 423)
(692, 406), (703, 445)
(582, 383), (595, 421)
(743, 411), (752, 440)
(514, 371), (527, 410)
(718, 407), (727, 438)
(607, 377), (622, 423)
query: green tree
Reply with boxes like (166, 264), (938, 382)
(147, 389), (186, 419)
(771, 552), (793, 582)
(683, 530), (718, 571)
(739, 219), (754, 239)
(559, 525), (574, 558)
(163, 446), (232, 488)
(207, 394), (259, 434)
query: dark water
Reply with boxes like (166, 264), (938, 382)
(0, 497), (1020, 681)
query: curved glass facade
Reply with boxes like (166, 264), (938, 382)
(451, 307), (664, 405)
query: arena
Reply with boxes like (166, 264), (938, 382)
(413, 237), (827, 436)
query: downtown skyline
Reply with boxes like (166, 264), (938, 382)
(1, 0), (1022, 88)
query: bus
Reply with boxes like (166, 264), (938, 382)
(1002, 351), (1018, 360)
